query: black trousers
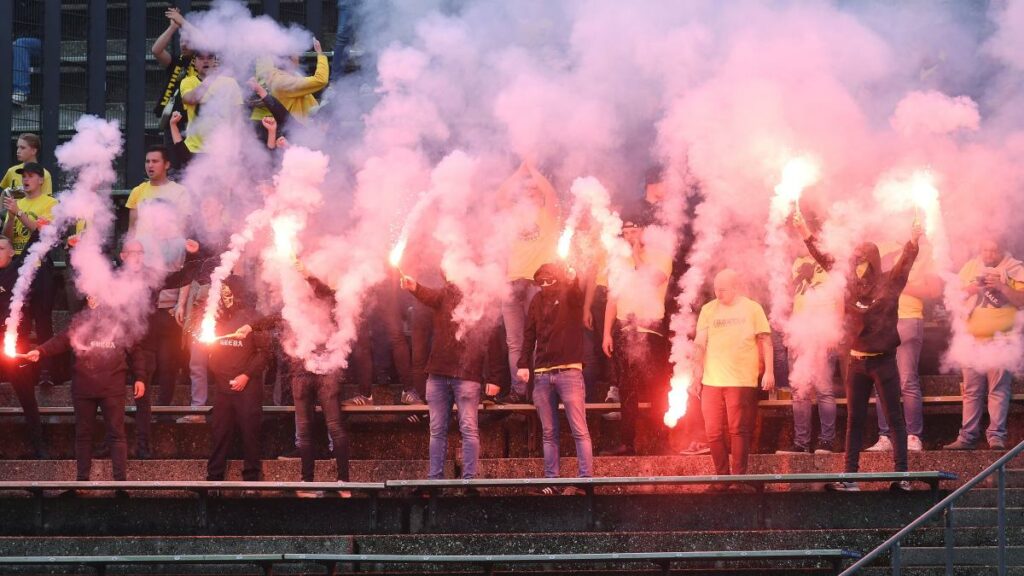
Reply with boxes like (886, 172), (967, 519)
(207, 375), (263, 481)
(845, 353), (908, 473)
(4, 332), (43, 453)
(293, 372), (350, 482)
(151, 309), (184, 406)
(612, 326), (670, 451)
(352, 282), (413, 396)
(73, 395), (127, 480)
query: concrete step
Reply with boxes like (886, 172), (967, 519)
(960, 488), (1024, 507)
(946, 507), (1024, 527)
(900, 546), (1024, 566)
(0, 452), (985, 489)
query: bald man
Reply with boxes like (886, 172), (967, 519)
(692, 269), (773, 491)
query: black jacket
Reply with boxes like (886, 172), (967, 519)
(208, 306), (271, 389)
(805, 237), (918, 354)
(37, 312), (149, 398)
(517, 279), (585, 371)
(0, 259), (21, 321)
(411, 282), (501, 384)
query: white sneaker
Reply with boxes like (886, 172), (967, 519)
(295, 490), (324, 498)
(604, 386), (620, 403)
(866, 436), (892, 452)
(826, 481), (860, 492)
(602, 411), (621, 421)
(907, 435), (923, 452)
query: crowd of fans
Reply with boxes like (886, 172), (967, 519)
(4, 5), (1023, 497)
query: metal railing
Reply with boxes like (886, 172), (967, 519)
(840, 439), (1024, 575)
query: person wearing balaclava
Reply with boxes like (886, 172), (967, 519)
(24, 295), (148, 490)
(205, 275), (271, 482)
(794, 212), (922, 492)
(517, 262), (593, 494)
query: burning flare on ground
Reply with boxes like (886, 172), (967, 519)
(663, 373), (693, 427)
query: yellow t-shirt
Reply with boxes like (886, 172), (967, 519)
(251, 54), (329, 121)
(1, 164), (53, 196)
(615, 248), (673, 325)
(507, 205), (559, 281)
(125, 180), (188, 212)
(880, 241), (931, 320)
(959, 257), (1024, 339)
(181, 74), (243, 153)
(4, 194), (59, 255)
(697, 296), (770, 388)
(791, 255), (831, 315)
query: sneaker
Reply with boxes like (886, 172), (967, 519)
(562, 486), (586, 496)
(406, 414), (423, 424)
(337, 490), (352, 499)
(775, 444), (811, 455)
(601, 411), (621, 421)
(943, 439), (976, 451)
(598, 444), (635, 456)
(604, 386), (620, 403)
(890, 480), (913, 493)
(814, 440), (836, 454)
(866, 436), (893, 452)
(295, 490), (324, 498)
(989, 439), (1007, 451)
(679, 442), (711, 456)
(534, 485), (559, 496)
(175, 415), (206, 424)
(825, 481), (860, 492)
(907, 435), (923, 452)
(342, 394), (374, 406)
(12, 92), (27, 105)
(400, 389), (425, 405)
(277, 448), (301, 460)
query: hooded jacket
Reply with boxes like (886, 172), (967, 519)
(411, 281), (502, 384)
(37, 309), (149, 398)
(805, 237), (918, 354)
(517, 268), (586, 371)
(207, 277), (271, 388)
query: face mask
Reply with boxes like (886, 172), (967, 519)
(856, 262), (869, 279)
(221, 285), (235, 309)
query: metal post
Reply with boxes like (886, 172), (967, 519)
(86, 0), (107, 117)
(125, 0), (146, 186)
(0, 0), (12, 165)
(306, 0), (324, 39)
(890, 540), (901, 576)
(943, 505), (954, 575)
(263, 0), (280, 20)
(41, 0), (60, 173)
(998, 465), (1007, 576)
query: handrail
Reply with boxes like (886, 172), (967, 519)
(840, 439), (1024, 574)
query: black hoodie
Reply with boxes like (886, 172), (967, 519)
(805, 237), (918, 354)
(37, 310), (149, 398)
(411, 281), (502, 384)
(207, 277), (271, 388)
(517, 274), (586, 371)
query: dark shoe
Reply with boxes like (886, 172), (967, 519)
(277, 448), (301, 460)
(825, 481), (860, 492)
(400, 389), (425, 405)
(775, 444), (811, 455)
(943, 439), (976, 451)
(598, 444), (635, 456)
(890, 480), (913, 493)
(989, 439), (1007, 451)
(341, 394), (374, 406)
(495, 392), (525, 405)
(406, 414), (424, 424)
(534, 485), (559, 496)
(814, 440), (836, 454)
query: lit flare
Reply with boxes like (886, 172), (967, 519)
(271, 215), (301, 260)
(557, 226), (574, 260)
(199, 316), (217, 344)
(773, 156), (820, 211)
(663, 372), (692, 428)
(3, 333), (15, 358)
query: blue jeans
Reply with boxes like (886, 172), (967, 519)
(501, 279), (537, 398)
(957, 367), (1012, 445)
(789, 352), (837, 447)
(533, 369), (593, 478)
(426, 375), (481, 479)
(293, 372), (350, 482)
(13, 37), (41, 95)
(332, 0), (358, 78)
(878, 318), (924, 437)
(189, 338), (209, 406)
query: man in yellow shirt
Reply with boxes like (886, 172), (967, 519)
(251, 38), (329, 123)
(2, 162), (59, 387)
(180, 53), (243, 156)
(945, 239), (1024, 451)
(693, 269), (774, 488)
(1, 133), (53, 196)
(499, 160), (560, 403)
(600, 219), (674, 456)
(125, 145), (189, 234)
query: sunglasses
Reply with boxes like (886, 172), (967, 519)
(536, 278), (556, 287)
